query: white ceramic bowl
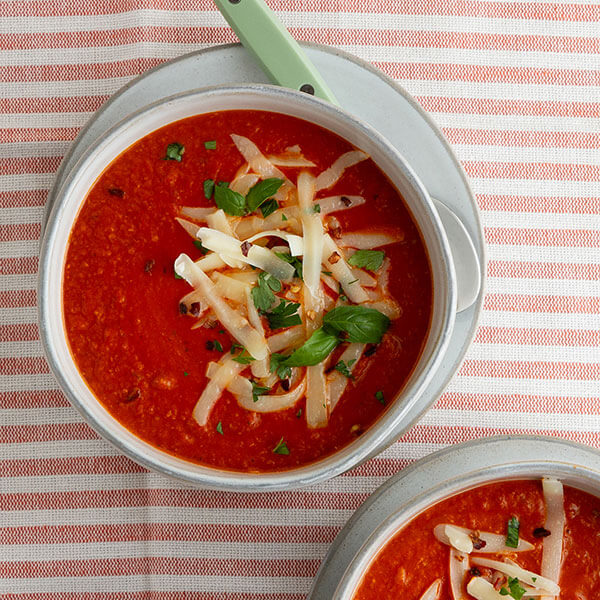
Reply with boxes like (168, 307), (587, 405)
(316, 436), (600, 599)
(39, 84), (457, 491)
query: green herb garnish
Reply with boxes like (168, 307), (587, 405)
(183, 371), (189, 376)
(174, 269), (183, 279)
(246, 178), (284, 213)
(216, 421), (223, 435)
(251, 272), (282, 312)
(499, 577), (526, 600)
(281, 213), (288, 221)
(203, 178), (215, 199)
(232, 347), (255, 364)
(265, 299), (302, 330)
(272, 437), (290, 455)
(214, 183), (246, 216)
(274, 251), (303, 280)
(375, 390), (385, 405)
(283, 327), (340, 367)
(334, 359), (356, 379)
(164, 142), (184, 162)
(260, 198), (279, 218)
(313, 204), (321, 213)
(204, 140), (217, 150)
(270, 353), (292, 380)
(322, 270), (332, 276)
(506, 516), (520, 548)
(251, 380), (270, 402)
(213, 340), (223, 352)
(296, 409), (302, 418)
(348, 249), (385, 272)
(323, 306), (390, 344)
(193, 239), (208, 254)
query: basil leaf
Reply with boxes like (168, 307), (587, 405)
(334, 359), (355, 379)
(251, 272), (278, 313)
(203, 178), (215, 199)
(348, 249), (385, 271)
(323, 306), (390, 344)
(260, 198), (279, 217)
(204, 140), (216, 150)
(232, 347), (255, 364)
(193, 239), (208, 254)
(506, 517), (520, 548)
(274, 251), (303, 280)
(270, 353), (292, 379)
(283, 327), (340, 367)
(272, 437), (289, 455)
(216, 421), (223, 435)
(164, 142), (184, 162)
(251, 380), (270, 402)
(246, 178), (284, 213)
(501, 577), (526, 600)
(265, 299), (302, 330)
(214, 183), (246, 216)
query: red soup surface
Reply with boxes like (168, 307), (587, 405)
(353, 479), (600, 600)
(63, 109), (432, 472)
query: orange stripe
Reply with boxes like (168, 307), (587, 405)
(485, 227), (600, 247)
(474, 326), (600, 347)
(0, 322), (40, 342)
(476, 195), (600, 214)
(464, 161), (600, 181)
(0, 223), (41, 242)
(459, 359), (600, 380)
(0, 289), (37, 308)
(0, 357), (50, 376)
(0, 127), (79, 143)
(0, 190), (48, 209)
(0, 390), (69, 409)
(0, 256), (40, 275)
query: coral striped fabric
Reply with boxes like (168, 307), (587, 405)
(1, 0), (598, 596)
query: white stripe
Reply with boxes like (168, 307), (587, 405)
(2, 206), (45, 224)
(2, 407), (81, 426)
(400, 80), (600, 103)
(0, 306), (38, 325)
(467, 342), (600, 364)
(433, 112), (600, 132)
(1, 76), (131, 99)
(1, 439), (117, 460)
(0, 541), (327, 562)
(0, 239), (39, 259)
(0, 374), (59, 391)
(1, 273), (38, 291)
(448, 375), (597, 398)
(2, 10), (599, 37)
(0, 574), (312, 594)
(486, 243), (600, 264)
(0, 505), (354, 529)
(453, 143), (600, 166)
(0, 142), (70, 158)
(481, 311), (600, 331)
(471, 177), (600, 198)
(486, 276), (599, 297)
(0, 112), (91, 129)
(481, 210), (600, 232)
(0, 340), (43, 358)
(422, 408), (600, 431)
(0, 172), (55, 191)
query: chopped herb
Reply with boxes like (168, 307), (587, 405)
(313, 204), (321, 213)
(230, 342), (242, 355)
(214, 340), (223, 352)
(322, 270), (332, 276)
(348, 249), (385, 272)
(203, 178), (215, 199)
(532, 577), (537, 582)
(347, 279), (359, 285)
(246, 178), (284, 213)
(193, 239), (208, 254)
(506, 516), (520, 548)
(204, 140), (217, 150)
(144, 259), (155, 273)
(334, 359), (356, 379)
(251, 380), (270, 402)
(339, 294), (348, 302)
(265, 299), (302, 330)
(174, 269), (183, 279)
(232, 347), (255, 364)
(274, 251), (303, 280)
(283, 327), (340, 367)
(216, 421), (224, 435)
(375, 390), (385, 404)
(183, 371), (189, 376)
(260, 198), (279, 218)
(499, 577), (526, 600)
(164, 142), (184, 162)
(281, 213), (288, 221)
(296, 409), (302, 418)
(251, 272), (281, 312)
(323, 305), (390, 344)
(270, 353), (292, 380)
(214, 183), (246, 216)
(219, 329), (225, 334)
(272, 437), (290, 455)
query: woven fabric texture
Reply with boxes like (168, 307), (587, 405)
(1, 0), (599, 597)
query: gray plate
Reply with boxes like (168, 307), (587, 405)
(309, 435), (600, 598)
(44, 41), (485, 461)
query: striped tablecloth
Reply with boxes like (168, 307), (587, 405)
(1, 1), (599, 597)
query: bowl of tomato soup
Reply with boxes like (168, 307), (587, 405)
(326, 436), (600, 600)
(40, 84), (457, 491)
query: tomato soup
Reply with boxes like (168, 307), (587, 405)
(63, 109), (432, 472)
(353, 479), (600, 600)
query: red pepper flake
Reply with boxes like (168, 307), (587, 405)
(470, 532), (487, 550)
(179, 302), (188, 315)
(189, 302), (201, 317)
(240, 241), (252, 257)
(533, 527), (551, 538)
(281, 379), (290, 392)
(205, 340), (215, 351)
(340, 195), (352, 207)
(108, 187), (125, 197)
(470, 567), (481, 577)
(124, 388), (140, 403)
(144, 259), (155, 274)
(328, 252), (341, 265)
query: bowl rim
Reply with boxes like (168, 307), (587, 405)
(329, 434), (600, 599)
(39, 82), (457, 491)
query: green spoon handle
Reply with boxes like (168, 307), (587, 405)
(213, 0), (339, 105)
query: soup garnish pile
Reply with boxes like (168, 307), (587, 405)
(63, 110), (432, 471)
